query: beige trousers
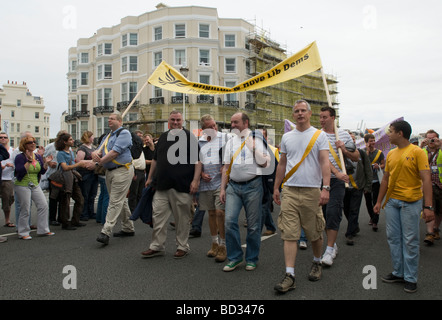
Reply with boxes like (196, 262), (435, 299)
(101, 166), (134, 236)
(149, 188), (192, 252)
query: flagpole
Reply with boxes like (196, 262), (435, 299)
(320, 68), (348, 187)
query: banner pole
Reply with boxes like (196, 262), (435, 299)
(320, 68), (348, 187)
(96, 79), (149, 153)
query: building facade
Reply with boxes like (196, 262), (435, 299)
(0, 81), (50, 148)
(66, 4), (338, 144)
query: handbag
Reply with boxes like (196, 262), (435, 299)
(48, 165), (64, 188)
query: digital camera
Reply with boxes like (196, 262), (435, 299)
(28, 181), (36, 189)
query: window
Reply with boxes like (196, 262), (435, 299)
(175, 24), (186, 38)
(175, 49), (186, 66)
(154, 51), (163, 67)
(17, 100), (21, 107)
(97, 88), (112, 107)
(121, 82), (137, 101)
(199, 24), (209, 38)
(11, 111), (14, 117)
(122, 33), (138, 47)
(225, 81), (237, 102)
(199, 49), (210, 66)
(98, 64), (112, 80)
(35, 126), (39, 133)
(71, 99), (77, 113)
(35, 112), (40, 119)
(225, 58), (236, 73)
(121, 57), (137, 73)
(81, 121), (88, 134)
(98, 43), (112, 56)
(80, 72), (88, 86)
(225, 34), (236, 47)
(154, 26), (162, 41)
(71, 60), (77, 71)
(71, 79), (77, 92)
(154, 87), (162, 98)
(80, 52), (89, 64)
(80, 95), (88, 111)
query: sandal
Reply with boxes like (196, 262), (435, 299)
(3, 223), (15, 228)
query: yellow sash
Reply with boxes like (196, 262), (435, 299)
(226, 139), (247, 180)
(282, 130), (321, 186)
(103, 132), (132, 170)
(371, 149), (382, 165)
(330, 142), (359, 189)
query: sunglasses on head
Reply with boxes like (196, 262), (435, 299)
(26, 141), (37, 145)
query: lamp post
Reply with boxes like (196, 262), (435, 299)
(180, 65), (189, 128)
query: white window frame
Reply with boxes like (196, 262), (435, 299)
(121, 56), (138, 73)
(199, 24), (210, 38)
(174, 49), (186, 66)
(80, 72), (88, 86)
(199, 49), (210, 66)
(225, 81), (237, 101)
(225, 57), (236, 73)
(122, 33), (138, 47)
(225, 34), (236, 48)
(80, 52), (89, 64)
(154, 51), (163, 67)
(175, 23), (186, 38)
(98, 64), (112, 80)
(154, 26), (163, 41)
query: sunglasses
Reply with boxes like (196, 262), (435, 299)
(0, 137), (8, 139)
(26, 141), (37, 145)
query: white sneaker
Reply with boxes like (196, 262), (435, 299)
(333, 244), (338, 258)
(299, 241), (307, 250)
(321, 251), (334, 266)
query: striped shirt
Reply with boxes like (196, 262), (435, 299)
(324, 129), (353, 178)
(199, 132), (229, 192)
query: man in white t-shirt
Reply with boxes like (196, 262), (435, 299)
(220, 112), (270, 272)
(319, 106), (360, 267)
(273, 100), (330, 293)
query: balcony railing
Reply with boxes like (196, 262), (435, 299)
(93, 106), (114, 115)
(197, 96), (214, 104)
(65, 114), (76, 122)
(117, 100), (139, 112)
(223, 101), (239, 108)
(149, 97), (165, 105)
(245, 102), (256, 110)
(74, 111), (90, 118)
(171, 96), (189, 104)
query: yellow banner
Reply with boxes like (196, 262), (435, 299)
(147, 41), (322, 95)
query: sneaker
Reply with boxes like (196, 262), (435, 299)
(321, 251), (334, 266)
(20, 235), (32, 240)
(39, 232), (55, 236)
(308, 261), (322, 281)
(404, 281), (417, 293)
(0, 236), (7, 243)
(299, 241), (307, 250)
(346, 236), (354, 246)
(262, 230), (275, 236)
(424, 233), (435, 245)
(245, 262), (257, 271)
(96, 233), (109, 245)
(223, 260), (243, 272)
(381, 273), (405, 283)
(215, 245), (227, 262)
(274, 273), (296, 293)
(207, 242), (219, 257)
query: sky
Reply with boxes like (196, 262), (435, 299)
(1, 0), (441, 138)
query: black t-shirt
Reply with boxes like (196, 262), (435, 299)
(143, 145), (155, 176)
(153, 129), (200, 193)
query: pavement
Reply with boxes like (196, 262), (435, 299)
(0, 191), (441, 307)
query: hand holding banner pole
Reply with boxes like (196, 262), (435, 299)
(320, 68), (348, 188)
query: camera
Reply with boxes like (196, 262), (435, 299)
(430, 139), (435, 143)
(28, 181), (36, 189)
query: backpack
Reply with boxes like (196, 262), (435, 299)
(115, 129), (144, 160)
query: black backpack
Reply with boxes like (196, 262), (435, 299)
(115, 129), (144, 160)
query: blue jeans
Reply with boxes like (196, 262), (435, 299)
(96, 176), (109, 224)
(322, 178), (346, 231)
(385, 198), (422, 283)
(79, 172), (98, 219)
(225, 177), (263, 264)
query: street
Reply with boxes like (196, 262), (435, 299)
(1, 191), (441, 305)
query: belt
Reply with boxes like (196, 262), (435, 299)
(230, 176), (260, 185)
(107, 165), (126, 171)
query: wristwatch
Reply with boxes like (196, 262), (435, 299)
(323, 185), (331, 191)
(424, 206), (434, 211)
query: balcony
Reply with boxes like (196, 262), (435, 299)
(65, 114), (77, 122)
(74, 110), (90, 118)
(223, 101), (239, 108)
(197, 96), (214, 104)
(150, 97), (164, 105)
(117, 100), (139, 112)
(245, 102), (256, 110)
(171, 96), (189, 104)
(93, 105), (114, 115)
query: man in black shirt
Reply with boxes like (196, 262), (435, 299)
(142, 111), (201, 259)
(143, 133), (155, 178)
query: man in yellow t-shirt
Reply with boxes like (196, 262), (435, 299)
(374, 120), (433, 294)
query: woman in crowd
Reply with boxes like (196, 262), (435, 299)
(76, 131), (99, 221)
(14, 136), (54, 240)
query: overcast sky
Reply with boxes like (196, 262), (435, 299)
(1, 0), (441, 138)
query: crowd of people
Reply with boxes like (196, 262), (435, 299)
(1, 105), (440, 295)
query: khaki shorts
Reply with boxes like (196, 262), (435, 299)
(278, 186), (325, 242)
(199, 189), (225, 211)
(1, 180), (15, 211)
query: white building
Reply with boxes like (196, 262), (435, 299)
(0, 81), (50, 148)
